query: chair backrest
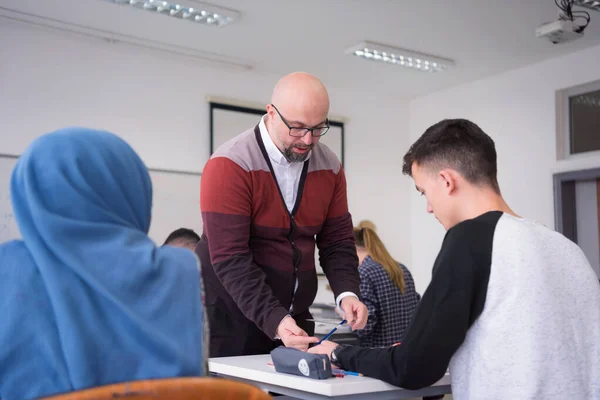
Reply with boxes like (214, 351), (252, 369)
(41, 377), (272, 400)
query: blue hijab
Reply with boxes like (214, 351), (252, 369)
(0, 128), (206, 400)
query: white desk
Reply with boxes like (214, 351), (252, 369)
(209, 354), (451, 399)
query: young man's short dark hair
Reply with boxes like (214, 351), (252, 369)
(163, 228), (201, 250)
(402, 118), (500, 193)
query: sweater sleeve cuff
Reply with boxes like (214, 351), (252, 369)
(273, 314), (291, 340)
(265, 307), (291, 340)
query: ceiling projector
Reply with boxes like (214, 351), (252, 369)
(536, 19), (584, 44)
(536, 0), (595, 44)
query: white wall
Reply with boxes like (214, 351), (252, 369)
(408, 43), (600, 293)
(575, 180), (600, 278)
(0, 21), (412, 287)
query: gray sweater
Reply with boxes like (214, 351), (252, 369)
(338, 211), (600, 399)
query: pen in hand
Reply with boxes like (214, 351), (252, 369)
(316, 319), (347, 344)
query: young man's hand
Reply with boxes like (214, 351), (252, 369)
(307, 340), (339, 360)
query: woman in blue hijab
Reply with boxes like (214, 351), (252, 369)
(0, 128), (206, 400)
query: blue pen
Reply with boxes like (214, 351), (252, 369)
(317, 319), (347, 344)
(332, 368), (363, 377)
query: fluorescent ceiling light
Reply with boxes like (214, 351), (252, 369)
(345, 41), (455, 73)
(0, 7), (252, 70)
(102, 0), (240, 27)
(574, 0), (600, 12)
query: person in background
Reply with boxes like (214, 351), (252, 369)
(310, 119), (600, 400)
(324, 220), (379, 294)
(197, 72), (367, 357)
(355, 222), (442, 400)
(164, 228), (201, 251)
(357, 219), (378, 232)
(0, 128), (207, 400)
(353, 226), (420, 348)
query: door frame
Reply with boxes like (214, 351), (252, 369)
(553, 167), (600, 242)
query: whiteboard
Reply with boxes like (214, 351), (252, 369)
(211, 105), (263, 151)
(0, 155), (202, 246)
(210, 103), (345, 167)
(147, 169), (202, 245)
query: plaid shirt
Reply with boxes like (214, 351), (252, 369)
(356, 256), (420, 347)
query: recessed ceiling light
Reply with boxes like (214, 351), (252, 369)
(102, 0), (240, 27)
(574, 0), (600, 12)
(345, 41), (455, 73)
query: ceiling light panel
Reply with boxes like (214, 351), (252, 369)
(345, 41), (455, 73)
(102, 0), (240, 27)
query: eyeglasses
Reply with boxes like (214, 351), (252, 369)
(270, 104), (330, 138)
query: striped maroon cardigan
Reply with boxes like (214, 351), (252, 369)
(197, 126), (360, 339)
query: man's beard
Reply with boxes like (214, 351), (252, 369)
(283, 144), (314, 163)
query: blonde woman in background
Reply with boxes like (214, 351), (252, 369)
(357, 219), (378, 232)
(353, 226), (420, 347)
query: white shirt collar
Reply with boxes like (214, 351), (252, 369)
(259, 115), (311, 165)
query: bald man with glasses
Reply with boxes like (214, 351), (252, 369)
(197, 72), (367, 357)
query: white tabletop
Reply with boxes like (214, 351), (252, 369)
(209, 354), (451, 400)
